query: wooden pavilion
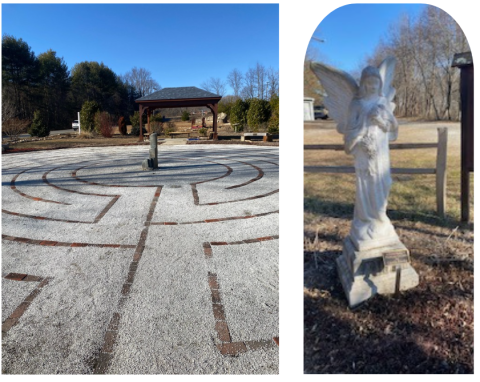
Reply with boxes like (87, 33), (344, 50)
(135, 86), (222, 141)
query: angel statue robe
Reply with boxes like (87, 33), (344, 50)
(344, 94), (400, 251)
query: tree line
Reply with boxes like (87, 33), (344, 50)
(2, 34), (160, 137)
(200, 62), (279, 100)
(305, 5), (469, 121)
(198, 63), (279, 133)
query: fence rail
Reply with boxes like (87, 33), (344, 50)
(304, 127), (448, 217)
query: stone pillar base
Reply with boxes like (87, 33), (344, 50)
(336, 236), (419, 308)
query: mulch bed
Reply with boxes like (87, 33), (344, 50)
(304, 216), (473, 374)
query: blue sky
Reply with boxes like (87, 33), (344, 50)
(307, 3), (428, 73)
(2, 3), (279, 94)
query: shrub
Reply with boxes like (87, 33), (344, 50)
(198, 127), (207, 136)
(268, 94), (279, 134)
(247, 98), (271, 132)
(94, 111), (114, 138)
(151, 113), (164, 123)
(129, 111), (147, 129)
(163, 121), (176, 137)
(150, 121), (164, 135)
(28, 110), (50, 137)
(3, 118), (30, 142)
(229, 99), (248, 132)
(130, 125), (147, 136)
(118, 116), (127, 135)
(218, 96), (237, 117)
(181, 110), (190, 121)
(130, 111), (139, 129)
(80, 101), (99, 132)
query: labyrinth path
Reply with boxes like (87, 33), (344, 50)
(1, 144), (279, 374)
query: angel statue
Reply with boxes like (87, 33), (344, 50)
(311, 57), (418, 307)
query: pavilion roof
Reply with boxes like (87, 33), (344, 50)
(136, 86), (220, 102)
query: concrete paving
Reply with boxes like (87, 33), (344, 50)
(1, 144), (279, 374)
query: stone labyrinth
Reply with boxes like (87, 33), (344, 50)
(1, 144), (279, 374)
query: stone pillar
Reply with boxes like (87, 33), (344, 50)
(141, 133), (158, 171)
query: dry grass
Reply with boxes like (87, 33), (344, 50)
(304, 119), (473, 374)
(3, 135), (147, 151)
(304, 119), (472, 224)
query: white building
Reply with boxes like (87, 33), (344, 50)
(304, 97), (314, 121)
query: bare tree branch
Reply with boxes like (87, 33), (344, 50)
(122, 67), (161, 97)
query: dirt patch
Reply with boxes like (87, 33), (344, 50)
(304, 217), (473, 374)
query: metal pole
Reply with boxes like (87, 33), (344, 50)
(78, 112), (81, 134)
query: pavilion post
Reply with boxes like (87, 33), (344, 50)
(207, 103), (218, 140)
(139, 104), (145, 142)
(147, 109), (151, 134)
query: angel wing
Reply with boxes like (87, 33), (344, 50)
(310, 62), (358, 134)
(378, 56), (396, 112)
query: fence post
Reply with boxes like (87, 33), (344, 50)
(436, 127), (448, 217)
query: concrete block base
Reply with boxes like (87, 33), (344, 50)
(336, 236), (419, 308)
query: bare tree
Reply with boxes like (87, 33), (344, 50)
(267, 67), (279, 98)
(2, 95), (30, 142)
(227, 68), (244, 98)
(362, 5), (468, 121)
(200, 77), (227, 96)
(255, 62), (267, 99)
(241, 68), (257, 99)
(304, 52), (326, 104)
(239, 63), (276, 100)
(122, 67), (161, 97)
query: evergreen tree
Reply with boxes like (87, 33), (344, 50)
(2, 35), (40, 120)
(28, 110), (50, 137)
(80, 100), (99, 132)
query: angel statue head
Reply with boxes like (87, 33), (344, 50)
(358, 66), (383, 98)
(310, 57), (396, 134)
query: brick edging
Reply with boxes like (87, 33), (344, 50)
(2, 273), (52, 335)
(149, 210), (279, 226)
(192, 184), (278, 206)
(93, 186), (161, 374)
(207, 271), (278, 356)
(11, 169), (70, 205)
(204, 236), (279, 356)
(1, 234), (135, 249)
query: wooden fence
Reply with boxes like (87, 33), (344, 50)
(304, 127), (448, 217)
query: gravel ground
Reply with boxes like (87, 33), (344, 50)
(1, 144), (279, 374)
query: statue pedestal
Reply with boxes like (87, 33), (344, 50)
(336, 236), (419, 308)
